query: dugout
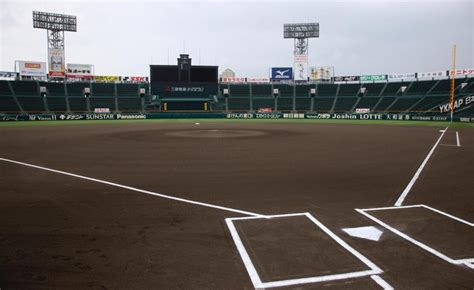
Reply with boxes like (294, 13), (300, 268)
(150, 54), (218, 111)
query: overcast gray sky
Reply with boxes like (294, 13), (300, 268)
(0, 0), (473, 77)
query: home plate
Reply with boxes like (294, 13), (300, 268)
(342, 226), (383, 241)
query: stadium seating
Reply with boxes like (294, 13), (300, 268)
(295, 97), (311, 111)
(314, 97), (334, 112)
(333, 97), (358, 112)
(337, 84), (360, 96)
(252, 98), (275, 110)
(89, 97), (116, 111)
(16, 96), (44, 112)
(316, 84), (338, 97)
(41, 82), (66, 96)
(295, 85), (314, 97)
(405, 80), (435, 95)
(117, 83), (139, 97)
(273, 84), (293, 97)
(355, 97), (381, 111)
(228, 98), (251, 111)
(381, 82), (408, 96)
(277, 97), (293, 111)
(251, 84), (272, 97)
(46, 97), (68, 112)
(92, 83), (115, 97)
(0, 81), (13, 95)
(0, 96), (20, 112)
(10, 81), (38, 96)
(387, 96), (422, 113)
(66, 82), (91, 97)
(228, 84), (249, 97)
(117, 97), (142, 112)
(373, 97), (396, 111)
(361, 83), (385, 96)
(68, 97), (88, 112)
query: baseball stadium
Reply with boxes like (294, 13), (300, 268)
(0, 2), (473, 289)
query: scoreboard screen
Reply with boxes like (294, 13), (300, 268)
(191, 66), (218, 83)
(150, 65), (178, 83)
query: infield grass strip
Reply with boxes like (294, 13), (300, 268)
(0, 118), (473, 128)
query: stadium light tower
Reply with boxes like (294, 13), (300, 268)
(284, 23), (319, 81)
(33, 11), (77, 78)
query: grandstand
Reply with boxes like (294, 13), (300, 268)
(0, 80), (145, 114)
(0, 76), (473, 116)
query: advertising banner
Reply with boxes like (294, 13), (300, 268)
(449, 69), (474, 76)
(66, 63), (93, 79)
(294, 55), (308, 81)
(247, 77), (270, 83)
(122, 76), (148, 83)
(94, 75), (121, 82)
(333, 76), (360, 82)
(271, 67), (293, 80)
(18, 61), (47, 77)
(360, 75), (387, 82)
(48, 48), (65, 77)
(221, 77), (247, 83)
(417, 71), (446, 78)
(310, 66), (334, 80)
(388, 73), (416, 80)
(0, 71), (18, 80)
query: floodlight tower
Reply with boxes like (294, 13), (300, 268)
(284, 23), (319, 81)
(33, 11), (77, 78)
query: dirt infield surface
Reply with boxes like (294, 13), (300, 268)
(0, 121), (473, 289)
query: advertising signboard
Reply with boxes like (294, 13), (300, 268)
(66, 63), (93, 79)
(310, 66), (334, 80)
(294, 55), (308, 81)
(18, 61), (47, 77)
(271, 67), (293, 80)
(48, 48), (65, 77)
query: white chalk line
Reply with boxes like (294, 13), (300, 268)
(356, 205), (474, 266)
(0, 157), (265, 218)
(371, 275), (394, 290)
(394, 126), (449, 206)
(226, 212), (386, 289)
(456, 131), (461, 147)
(2, 157), (389, 287)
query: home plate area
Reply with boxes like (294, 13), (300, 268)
(225, 213), (391, 289)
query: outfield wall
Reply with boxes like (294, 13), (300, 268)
(0, 112), (472, 123)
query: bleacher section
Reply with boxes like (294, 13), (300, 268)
(277, 97), (293, 111)
(333, 97), (358, 112)
(1, 78), (473, 115)
(16, 96), (44, 112)
(337, 84), (360, 96)
(0, 96), (20, 112)
(314, 97), (334, 112)
(316, 84), (338, 97)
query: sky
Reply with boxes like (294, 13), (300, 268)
(0, 0), (473, 77)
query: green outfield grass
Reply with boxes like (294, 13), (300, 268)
(0, 118), (473, 128)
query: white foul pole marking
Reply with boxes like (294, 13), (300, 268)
(394, 127), (448, 207)
(0, 157), (265, 218)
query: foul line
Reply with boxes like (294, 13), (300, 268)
(456, 131), (461, 147)
(394, 127), (448, 206)
(356, 204), (474, 267)
(371, 275), (394, 290)
(0, 157), (265, 218)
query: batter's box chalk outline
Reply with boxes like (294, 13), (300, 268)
(356, 204), (474, 269)
(225, 212), (391, 289)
